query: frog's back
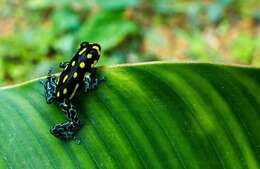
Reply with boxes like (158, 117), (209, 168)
(55, 42), (101, 100)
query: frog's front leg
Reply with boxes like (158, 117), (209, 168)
(59, 61), (70, 69)
(40, 68), (57, 104)
(83, 68), (106, 92)
(50, 99), (81, 140)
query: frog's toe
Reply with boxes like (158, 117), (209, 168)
(48, 67), (54, 75)
(63, 131), (76, 141)
(39, 79), (45, 85)
(57, 131), (75, 141)
(50, 125), (64, 136)
(50, 125), (77, 141)
(74, 137), (81, 144)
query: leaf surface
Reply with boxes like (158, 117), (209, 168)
(0, 62), (259, 169)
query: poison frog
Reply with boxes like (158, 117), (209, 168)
(40, 42), (105, 141)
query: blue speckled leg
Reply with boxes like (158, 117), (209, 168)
(83, 68), (106, 92)
(40, 68), (57, 104)
(50, 99), (81, 141)
(41, 68), (81, 142)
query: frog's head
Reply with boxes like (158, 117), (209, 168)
(79, 41), (101, 67)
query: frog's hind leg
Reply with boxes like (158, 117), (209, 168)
(50, 99), (81, 140)
(83, 68), (106, 92)
(40, 68), (57, 104)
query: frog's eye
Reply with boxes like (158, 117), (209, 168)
(80, 42), (89, 48)
(92, 46), (101, 56)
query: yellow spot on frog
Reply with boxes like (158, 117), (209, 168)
(73, 72), (78, 78)
(93, 60), (97, 65)
(57, 91), (60, 97)
(69, 83), (79, 100)
(79, 62), (85, 68)
(72, 61), (76, 66)
(92, 46), (100, 55)
(63, 88), (68, 94)
(79, 48), (86, 55)
(63, 75), (68, 83)
(87, 53), (92, 59)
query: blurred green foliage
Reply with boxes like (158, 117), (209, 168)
(0, 0), (259, 85)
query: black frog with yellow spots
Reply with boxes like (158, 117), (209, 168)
(40, 42), (105, 141)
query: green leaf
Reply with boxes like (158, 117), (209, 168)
(26, 0), (89, 10)
(230, 33), (256, 64)
(78, 11), (137, 51)
(0, 62), (259, 169)
(51, 10), (80, 33)
(54, 34), (76, 56)
(0, 56), (3, 84)
(93, 0), (139, 10)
